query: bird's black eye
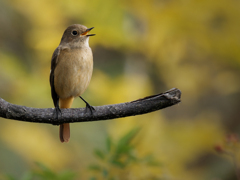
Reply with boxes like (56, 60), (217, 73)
(71, 30), (78, 36)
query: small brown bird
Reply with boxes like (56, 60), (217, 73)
(50, 24), (95, 143)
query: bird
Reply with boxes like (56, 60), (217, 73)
(50, 24), (95, 143)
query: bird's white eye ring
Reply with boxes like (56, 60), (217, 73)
(72, 30), (78, 36)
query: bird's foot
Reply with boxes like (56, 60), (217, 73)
(85, 103), (95, 115)
(53, 106), (62, 119)
(79, 96), (95, 115)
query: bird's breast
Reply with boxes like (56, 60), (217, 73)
(54, 48), (93, 99)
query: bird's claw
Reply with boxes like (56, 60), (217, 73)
(85, 103), (95, 115)
(79, 96), (95, 115)
(53, 106), (62, 119)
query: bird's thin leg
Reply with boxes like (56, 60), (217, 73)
(79, 96), (95, 114)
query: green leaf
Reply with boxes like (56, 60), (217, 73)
(88, 164), (102, 171)
(141, 154), (162, 167)
(32, 162), (76, 180)
(115, 127), (140, 155)
(102, 169), (108, 177)
(34, 162), (56, 178)
(58, 170), (76, 180)
(4, 174), (16, 180)
(111, 159), (126, 168)
(20, 172), (34, 180)
(94, 149), (105, 160)
(106, 135), (113, 153)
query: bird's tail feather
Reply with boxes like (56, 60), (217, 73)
(59, 97), (74, 143)
(60, 123), (70, 143)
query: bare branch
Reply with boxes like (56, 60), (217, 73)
(0, 88), (181, 125)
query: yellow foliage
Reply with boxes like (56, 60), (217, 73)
(88, 69), (153, 105)
(0, 0), (239, 179)
(107, 111), (224, 179)
(0, 121), (72, 170)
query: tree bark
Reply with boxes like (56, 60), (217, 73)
(0, 88), (181, 125)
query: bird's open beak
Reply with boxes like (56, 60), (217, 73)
(81, 27), (95, 36)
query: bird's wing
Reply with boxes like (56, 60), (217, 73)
(50, 47), (61, 108)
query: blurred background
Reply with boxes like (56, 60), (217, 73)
(0, 0), (240, 179)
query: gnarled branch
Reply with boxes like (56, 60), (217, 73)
(0, 88), (181, 125)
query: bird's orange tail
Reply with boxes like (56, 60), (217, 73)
(59, 97), (74, 143)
